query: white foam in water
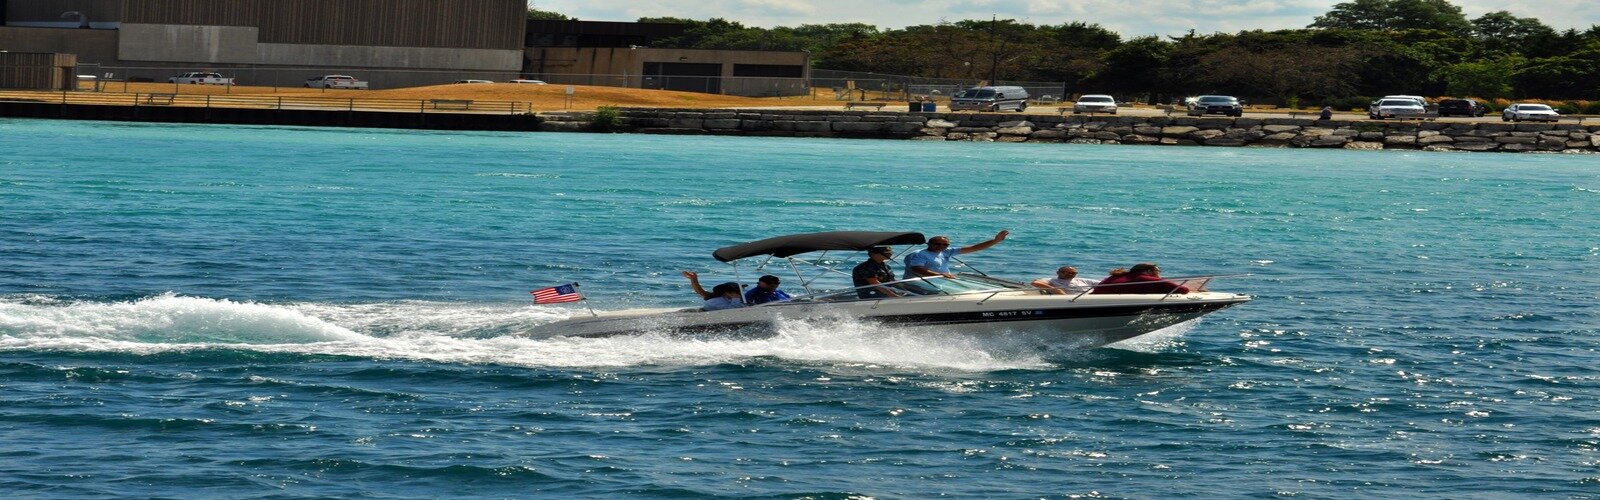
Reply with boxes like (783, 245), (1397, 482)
(0, 294), (1174, 371)
(1106, 320), (1198, 352)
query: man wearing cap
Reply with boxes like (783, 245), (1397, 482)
(852, 246), (902, 299)
(903, 230), (1009, 279)
(682, 270), (746, 311)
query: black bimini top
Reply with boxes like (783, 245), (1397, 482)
(712, 231), (926, 262)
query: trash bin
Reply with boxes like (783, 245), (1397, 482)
(909, 101), (921, 112)
(923, 102), (937, 112)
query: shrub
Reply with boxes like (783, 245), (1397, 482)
(1328, 96), (1372, 112)
(1554, 101), (1581, 115)
(589, 105), (622, 132)
(1584, 101), (1600, 115)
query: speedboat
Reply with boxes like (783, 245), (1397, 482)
(532, 231), (1251, 348)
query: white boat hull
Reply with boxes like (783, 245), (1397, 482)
(532, 291), (1250, 349)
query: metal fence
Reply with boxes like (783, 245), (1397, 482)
(811, 69), (1069, 103)
(75, 64), (521, 92)
(0, 89), (531, 114)
(50, 64), (1079, 102)
(520, 73), (811, 98)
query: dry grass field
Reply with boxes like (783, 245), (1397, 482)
(87, 81), (822, 111)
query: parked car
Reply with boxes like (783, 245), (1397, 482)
(1071, 94), (1118, 114)
(1381, 95), (1427, 107)
(1502, 103), (1560, 122)
(1187, 95), (1243, 116)
(1436, 98), (1486, 117)
(454, 79), (493, 84)
(508, 79), (547, 85)
(948, 86), (1030, 112)
(1367, 98), (1427, 119)
(168, 72), (234, 85)
(305, 75), (368, 89)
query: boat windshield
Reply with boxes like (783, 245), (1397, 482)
(798, 274), (1022, 303)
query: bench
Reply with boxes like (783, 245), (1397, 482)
(430, 99), (473, 110)
(844, 101), (885, 111)
(144, 93), (175, 105)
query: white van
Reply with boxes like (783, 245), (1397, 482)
(949, 86), (1030, 112)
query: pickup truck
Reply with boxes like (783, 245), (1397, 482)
(304, 75), (369, 89)
(168, 72), (235, 85)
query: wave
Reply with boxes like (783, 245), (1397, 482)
(0, 293), (1192, 371)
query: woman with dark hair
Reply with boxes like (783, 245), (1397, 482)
(682, 271), (746, 311)
(1091, 263), (1190, 295)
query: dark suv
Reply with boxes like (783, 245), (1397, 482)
(1187, 95), (1244, 117)
(1437, 98), (1487, 117)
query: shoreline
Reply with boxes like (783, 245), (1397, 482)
(4, 101), (1596, 153)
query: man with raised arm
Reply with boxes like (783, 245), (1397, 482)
(902, 230), (1009, 279)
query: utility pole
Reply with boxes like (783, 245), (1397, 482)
(987, 15), (1000, 84)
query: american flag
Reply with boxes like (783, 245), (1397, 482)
(531, 283), (582, 304)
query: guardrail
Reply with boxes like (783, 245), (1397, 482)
(0, 90), (529, 115)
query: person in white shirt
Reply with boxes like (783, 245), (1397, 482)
(1031, 265), (1100, 295)
(682, 271), (745, 311)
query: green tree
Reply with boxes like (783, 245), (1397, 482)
(1512, 51), (1600, 99)
(639, 17), (750, 49)
(1195, 42), (1365, 104)
(1439, 56), (1520, 97)
(1096, 36), (1172, 97)
(1471, 11), (1558, 56)
(1310, 0), (1472, 35)
(526, 8), (571, 21)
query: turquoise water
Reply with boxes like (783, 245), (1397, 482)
(2, 118), (1598, 497)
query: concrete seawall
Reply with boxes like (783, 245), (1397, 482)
(0, 101), (543, 131)
(535, 108), (1600, 153)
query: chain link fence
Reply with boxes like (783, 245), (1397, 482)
(55, 64), (1074, 103)
(811, 69), (1069, 103)
(73, 64), (521, 92)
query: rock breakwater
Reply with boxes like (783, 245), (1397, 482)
(536, 108), (1600, 153)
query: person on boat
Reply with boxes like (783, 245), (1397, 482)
(852, 246), (902, 299)
(1031, 265), (1100, 295)
(744, 275), (792, 305)
(1091, 263), (1190, 295)
(903, 230), (1009, 279)
(682, 271), (745, 311)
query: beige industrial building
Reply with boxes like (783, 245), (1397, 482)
(0, 1), (810, 95)
(0, 0), (529, 87)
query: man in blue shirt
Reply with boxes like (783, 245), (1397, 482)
(744, 275), (792, 305)
(904, 230), (1009, 279)
(682, 271), (745, 311)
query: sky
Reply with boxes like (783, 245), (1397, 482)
(529, 0), (1600, 37)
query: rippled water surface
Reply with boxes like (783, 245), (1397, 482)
(2, 119), (1598, 497)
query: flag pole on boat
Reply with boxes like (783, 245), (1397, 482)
(573, 282), (597, 317)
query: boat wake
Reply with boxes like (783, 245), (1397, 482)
(0, 293), (1198, 371)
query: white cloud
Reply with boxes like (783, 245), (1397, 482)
(532, 0), (1600, 36)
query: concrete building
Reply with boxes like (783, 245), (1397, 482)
(0, 0), (525, 87)
(524, 20), (810, 97)
(0, 3), (809, 95)
(0, 52), (77, 90)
